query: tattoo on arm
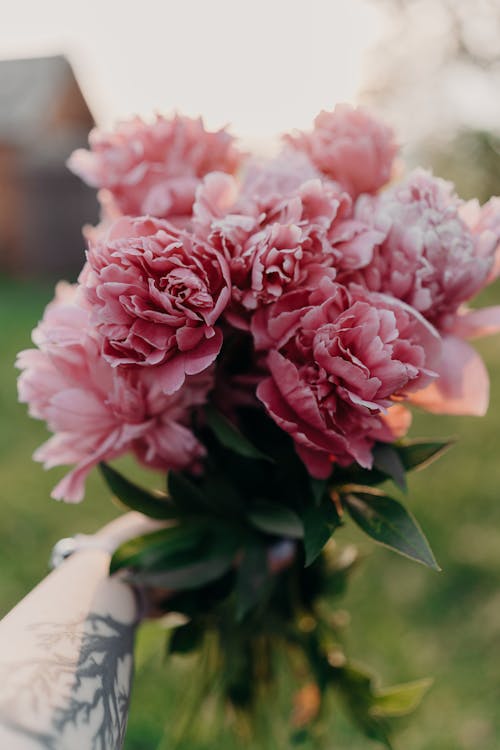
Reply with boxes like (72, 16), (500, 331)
(0, 613), (135, 750)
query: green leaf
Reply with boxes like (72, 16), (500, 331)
(167, 471), (214, 515)
(205, 406), (271, 462)
(168, 620), (203, 655)
(334, 663), (431, 746)
(330, 463), (387, 490)
(301, 499), (341, 567)
(331, 440), (453, 492)
(372, 444), (407, 492)
(115, 523), (240, 591)
(310, 478), (327, 506)
(236, 542), (270, 620)
(203, 471), (247, 515)
(335, 663), (394, 749)
(110, 524), (205, 575)
(301, 507), (332, 567)
(161, 571), (235, 619)
(395, 439), (453, 472)
(130, 549), (236, 590)
(247, 502), (304, 539)
(99, 462), (176, 520)
(344, 491), (440, 571)
(370, 677), (433, 718)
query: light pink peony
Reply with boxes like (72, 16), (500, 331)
(349, 170), (500, 325)
(284, 104), (398, 198)
(445, 197), (500, 346)
(17, 284), (211, 502)
(343, 170), (500, 416)
(460, 196), (500, 284)
(193, 167), (380, 327)
(83, 216), (231, 394)
(253, 279), (440, 477)
(240, 151), (321, 207)
(68, 114), (244, 222)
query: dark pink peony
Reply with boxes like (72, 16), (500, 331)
(83, 216), (231, 394)
(68, 114), (244, 222)
(17, 284), (211, 502)
(284, 104), (398, 198)
(253, 279), (440, 477)
(193, 167), (380, 327)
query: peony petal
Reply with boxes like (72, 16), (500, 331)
(156, 355), (187, 395)
(383, 404), (412, 438)
(409, 336), (489, 416)
(450, 306), (500, 340)
(295, 444), (333, 479)
(184, 328), (223, 376)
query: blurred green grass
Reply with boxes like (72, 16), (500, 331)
(2, 274), (500, 749)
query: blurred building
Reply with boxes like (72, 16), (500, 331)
(0, 54), (98, 281)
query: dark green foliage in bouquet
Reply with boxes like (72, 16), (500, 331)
(102, 407), (450, 748)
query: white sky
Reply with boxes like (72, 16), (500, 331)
(0, 0), (384, 142)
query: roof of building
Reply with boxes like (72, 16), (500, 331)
(0, 55), (93, 145)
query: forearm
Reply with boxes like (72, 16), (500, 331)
(0, 514), (158, 750)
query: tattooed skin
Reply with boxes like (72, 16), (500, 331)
(0, 613), (135, 750)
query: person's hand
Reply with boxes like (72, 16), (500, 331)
(94, 511), (297, 618)
(94, 510), (168, 554)
(91, 511), (171, 618)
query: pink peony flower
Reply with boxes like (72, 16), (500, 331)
(349, 170), (498, 330)
(341, 170), (500, 417)
(460, 196), (500, 284)
(84, 216), (231, 394)
(68, 114), (244, 222)
(284, 104), (398, 198)
(253, 279), (440, 477)
(17, 284), (211, 502)
(328, 216), (386, 274)
(240, 151), (321, 207)
(193, 167), (380, 327)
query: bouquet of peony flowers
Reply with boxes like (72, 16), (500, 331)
(17, 105), (500, 747)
